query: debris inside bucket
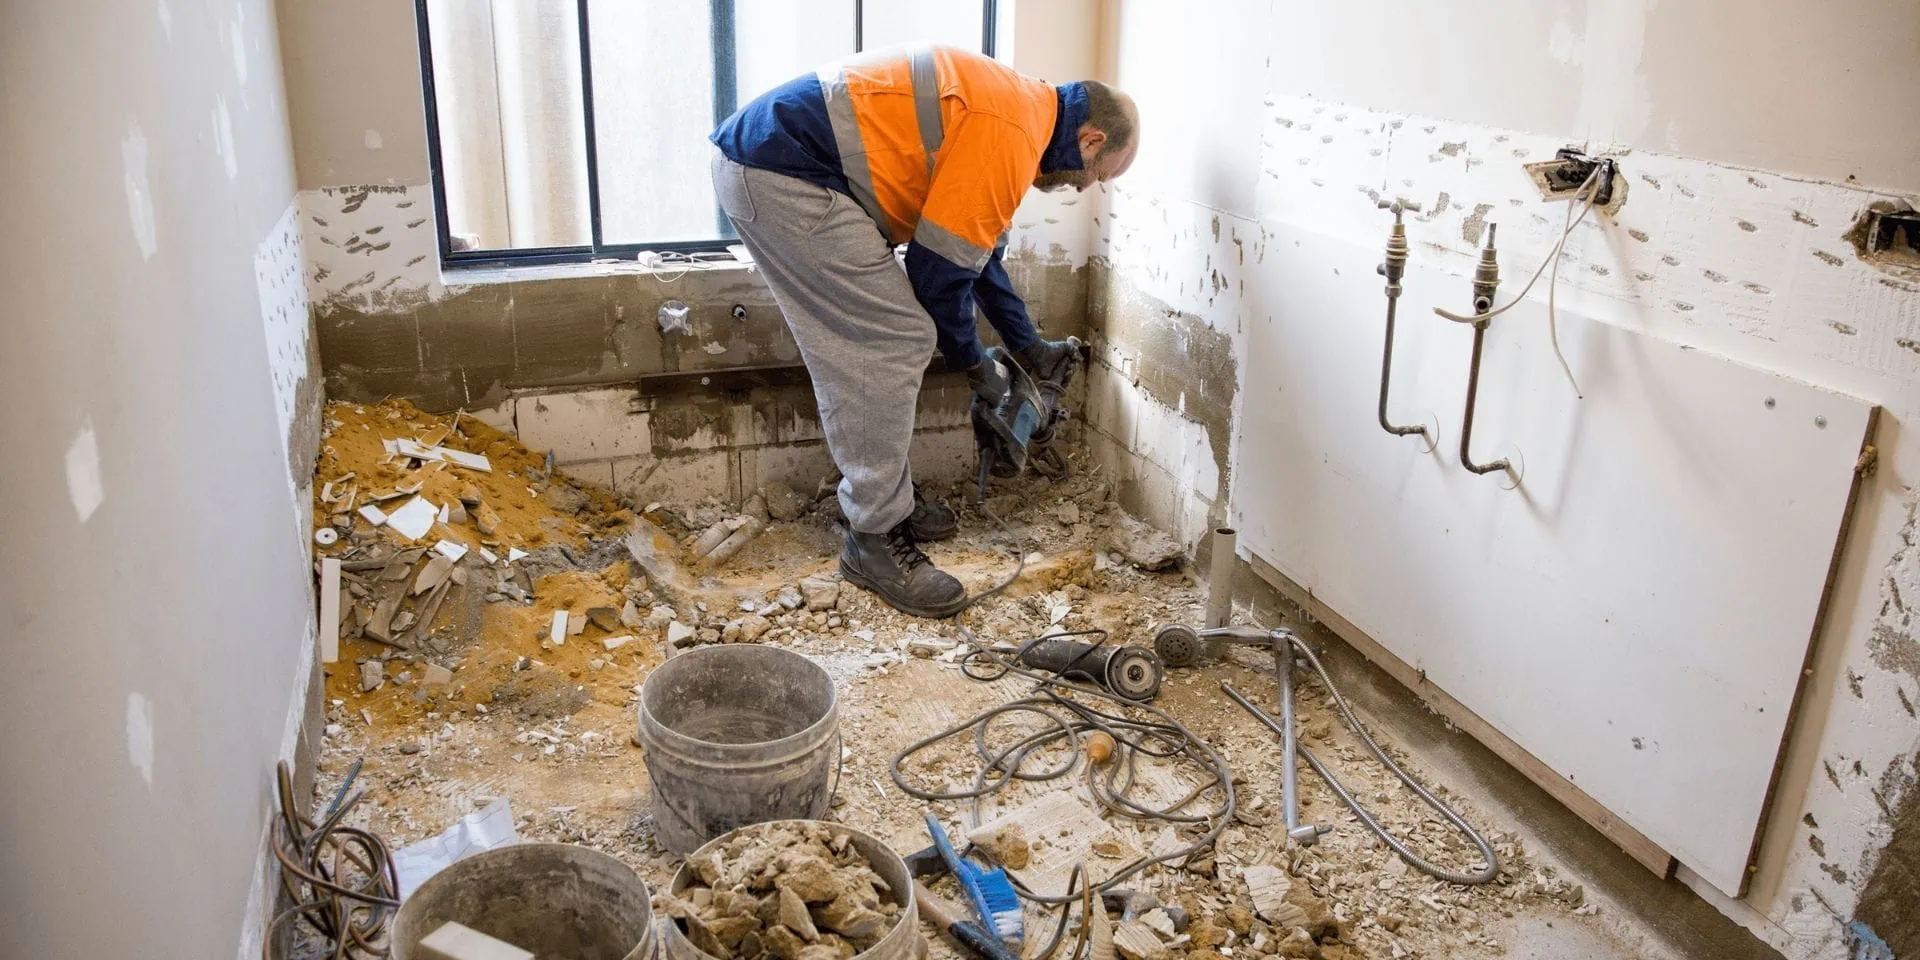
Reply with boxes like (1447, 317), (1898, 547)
(660, 822), (903, 960)
(306, 427), (1598, 960)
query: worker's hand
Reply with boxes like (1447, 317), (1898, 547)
(967, 359), (1010, 406)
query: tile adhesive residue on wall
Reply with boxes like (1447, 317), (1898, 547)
(1087, 89), (1920, 960)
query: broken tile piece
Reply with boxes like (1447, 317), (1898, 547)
(433, 539), (469, 562)
(567, 612), (586, 636)
(358, 504), (389, 527)
(385, 496), (439, 541)
(603, 635), (634, 651)
(550, 610), (569, 646)
(438, 448), (492, 473)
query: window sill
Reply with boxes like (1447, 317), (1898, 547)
(441, 255), (755, 289)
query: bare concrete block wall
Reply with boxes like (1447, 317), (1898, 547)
(0, 1), (322, 957)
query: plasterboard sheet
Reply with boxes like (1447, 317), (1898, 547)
(1232, 222), (1874, 896)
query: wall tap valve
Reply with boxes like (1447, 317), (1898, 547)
(1373, 199), (1431, 445)
(1375, 198), (1420, 295)
(1470, 223), (1501, 317)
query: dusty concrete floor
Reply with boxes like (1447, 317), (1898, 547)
(299, 447), (1783, 960)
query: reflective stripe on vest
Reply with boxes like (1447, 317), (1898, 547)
(908, 48), (944, 178)
(815, 62), (891, 237)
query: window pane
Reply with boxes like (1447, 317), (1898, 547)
(588, 1), (720, 245)
(590, 1), (854, 246)
(736, 0), (855, 103)
(426, 0), (591, 251)
(860, 0), (986, 53)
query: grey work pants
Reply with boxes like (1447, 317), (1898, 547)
(711, 149), (933, 535)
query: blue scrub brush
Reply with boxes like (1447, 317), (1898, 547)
(924, 813), (1024, 946)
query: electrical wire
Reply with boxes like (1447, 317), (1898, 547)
(264, 760), (400, 960)
(956, 501), (1029, 613)
(1222, 635), (1500, 885)
(890, 630), (1237, 913)
(629, 249), (735, 284)
(1433, 166), (1607, 397)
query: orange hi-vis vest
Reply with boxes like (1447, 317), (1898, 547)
(816, 45), (1059, 271)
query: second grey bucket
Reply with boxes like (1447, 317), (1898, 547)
(636, 644), (840, 854)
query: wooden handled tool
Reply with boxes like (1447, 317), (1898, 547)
(913, 880), (1022, 960)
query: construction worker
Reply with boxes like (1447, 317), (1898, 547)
(710, 45), (1138, 618)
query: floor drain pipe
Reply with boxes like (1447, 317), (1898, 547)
(1205, 527), (1237, 629)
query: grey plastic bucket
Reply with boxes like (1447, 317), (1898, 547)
(663, 821), (920, 960)
(637, 645), (840, 854)
(390, 842), (656, 960)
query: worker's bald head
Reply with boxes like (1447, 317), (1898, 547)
(1035, 81), (1139, 193)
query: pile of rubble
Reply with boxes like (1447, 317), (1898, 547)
(659, 822), (905, 960)
(301, 429), (1613, 960)
(313, 400), (650, 719)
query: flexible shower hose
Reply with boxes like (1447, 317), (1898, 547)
(1223, 632), (1500, 885)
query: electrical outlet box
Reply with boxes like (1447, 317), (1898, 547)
(1524, 148), (1621, 208)
(1864, 206), (1920, 260)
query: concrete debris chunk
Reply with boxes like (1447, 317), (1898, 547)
(423, 663), (454, 686)
(779, 887), (820, 940)
(799, 578), (840, 612)
(761, 482), (808, 522)
(777, 586), (804, 611)
(740, 615), (773, 642)
(907, 636), (958, 658)
(414, 555), (455, 595)
(966, 821), (1031, 869)
(586, 606), (619, 631)
(472, 504), (501, 536)
(775, 857), (844, 903)
(567, 612), (586, 636)
(813, 892), (884, 938)
(544, 482), (589, 515)
(1276, 927), (1317, 959)
(1104, 511), (1184, 571)
(359, 661), (385, 693)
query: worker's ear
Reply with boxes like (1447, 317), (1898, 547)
(1078, 126), (1108, 158)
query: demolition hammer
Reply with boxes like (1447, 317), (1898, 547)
(970, 339), (1087, 501)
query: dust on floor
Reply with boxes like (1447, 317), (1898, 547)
(306, 416), (1624, 960)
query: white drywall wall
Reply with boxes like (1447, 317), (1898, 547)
(0, 1), (318, 957)
(1092, 1), (1920, 956)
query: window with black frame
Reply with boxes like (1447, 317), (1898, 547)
(416, 0), (998, 267)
